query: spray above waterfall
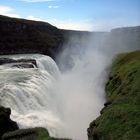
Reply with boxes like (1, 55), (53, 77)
(55, 30), (140, 140)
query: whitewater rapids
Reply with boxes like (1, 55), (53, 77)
(0, 53), (106, 140)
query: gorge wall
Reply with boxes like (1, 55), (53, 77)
(0, 15), (63, 59)
(88, 50), (140, 140)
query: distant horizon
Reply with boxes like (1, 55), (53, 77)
(0, 0), (140, 31)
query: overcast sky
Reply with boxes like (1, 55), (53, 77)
(0, 0), (140, 31)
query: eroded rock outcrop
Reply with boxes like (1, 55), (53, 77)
(0, 106), (19, 138)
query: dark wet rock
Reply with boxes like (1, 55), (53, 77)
(12, 63), (36, 68)
(0, 106), (19, 138)
(104, 101), (112, 107)
(0, 58), (37, 68)
(0, 58), (14, 64)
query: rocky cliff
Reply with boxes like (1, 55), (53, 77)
(88, 50), (140, 140)
(0, 106), (19, 138)
(0, 15), (64, 59)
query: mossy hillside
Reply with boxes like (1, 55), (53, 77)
(88, 50), (140, 140)
(2, 127), (71, 140)
(106, 50), (140, 101)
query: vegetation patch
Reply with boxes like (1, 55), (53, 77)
(2, 127), (71, 140)
(88, 50), (140, 140)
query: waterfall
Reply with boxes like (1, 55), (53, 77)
(0, 54), (63, 136)
(0, 52), (108, 140)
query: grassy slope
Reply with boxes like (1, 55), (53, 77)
(2, 127), (70, 140)
(88, 50), (140, 140)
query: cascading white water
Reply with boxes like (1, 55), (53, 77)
(0, 54), (63, 136)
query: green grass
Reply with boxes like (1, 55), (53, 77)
(2, 127), (71, 140)
(88, 50), (140, 140)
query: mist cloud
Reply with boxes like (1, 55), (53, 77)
(55, 28), (140, 140)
